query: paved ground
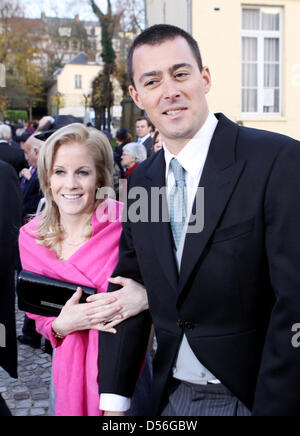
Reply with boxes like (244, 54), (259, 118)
(0, 305), (52, 416)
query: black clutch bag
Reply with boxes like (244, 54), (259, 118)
(17, 270), (97, 317)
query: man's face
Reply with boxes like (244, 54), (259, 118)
(24, 136), (43, 168)
(25, 144), (38, 168)
(129, 37), (211, 151)
(135, 120), (149, 138)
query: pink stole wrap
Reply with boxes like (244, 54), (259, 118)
(18, 199), (123, 416)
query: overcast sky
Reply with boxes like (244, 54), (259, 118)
(26, 0), (108, 20)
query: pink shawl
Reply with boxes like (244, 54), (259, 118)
(18, 199), (123, 416)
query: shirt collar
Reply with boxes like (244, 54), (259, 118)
(163, 111), (218, 180)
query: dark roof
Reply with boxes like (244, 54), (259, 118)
(45, 17), (98, 39)
(68, 52), (89, 65)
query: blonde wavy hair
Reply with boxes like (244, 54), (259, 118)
(37, 123), (113, 252)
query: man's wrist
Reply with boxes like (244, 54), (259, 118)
(100, 394), (131, 412)
(103, 411), (126, 416)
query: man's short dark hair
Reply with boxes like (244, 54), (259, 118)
(135, 116), (150, 126)
(127, 24), (203, 88)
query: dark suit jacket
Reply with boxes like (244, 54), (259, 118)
(0, 141), (27, 175)
(142, 135), (153, 157)
(22, 170), (43, 223)
(0, 161), (22, 378)
(99, 114), (300, 416)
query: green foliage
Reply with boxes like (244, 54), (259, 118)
(114, 61), (130, 97)
(91, 72), (105, 110)
(0, 10), (45, 116)
(89, 0), (123, 131)
(4, 109), (28, 123)
(52, 92), (65, 115)
(101, 16), (116, 66)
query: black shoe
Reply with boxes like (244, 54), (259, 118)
(17, 335), (41, 349)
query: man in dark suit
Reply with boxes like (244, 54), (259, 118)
(135, 116), (153, 157)
(0, 161), (22, 416)
(0, 124), (27, 175)
(20, 134), (43, 223)
(99, 24), (300, 416)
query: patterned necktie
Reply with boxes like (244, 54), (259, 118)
(168, 158), (186, 250)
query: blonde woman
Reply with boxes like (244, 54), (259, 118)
(18, 124), (149, 416)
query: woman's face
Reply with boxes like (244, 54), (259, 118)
(121, 150), (136, 169)
(50, 141), (98, 219)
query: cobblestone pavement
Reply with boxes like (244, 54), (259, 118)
(0, 305), (52, 416)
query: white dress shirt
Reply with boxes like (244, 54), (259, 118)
(164, 111), (220, 384)
(100, 111), (219, 412)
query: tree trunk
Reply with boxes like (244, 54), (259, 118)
(29, 101), (33, 122)
(95, 110), (101, 130)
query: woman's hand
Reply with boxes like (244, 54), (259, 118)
(86, 277), (149, 333)
(52, 287), (122, 336)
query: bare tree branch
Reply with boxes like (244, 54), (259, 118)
(88, 0), (104, 19)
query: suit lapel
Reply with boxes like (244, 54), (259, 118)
(178, 114), (246, 295)
(145, 152), (179, 291)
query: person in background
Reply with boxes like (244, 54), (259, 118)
(115, 128), (132, 155)
(18, 132), (32, 151)
(36, 116), (55, 133)
(151, 130), (163, 154)
(114, 128), (133, 179)
(121, 142), (147, 179)
(0, 161), (22, 416)
(0, 124), (27, 175)
(135, 117), (153, 157)
(25, 121), (35, 135)
(34, 115), (81, 142)
(148, 122), (156, 137)
(8, 121), (23, 149)
(14, 119), (25, 138)
(21, 135), (44, 222)
(18, 123), (150, 416)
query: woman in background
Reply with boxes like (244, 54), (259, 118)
(152, 130), (163, 154)
(121, 142), (147, 179)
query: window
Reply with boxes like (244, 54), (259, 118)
(241, 7), (282, 116)
(75, 74), (82, 89)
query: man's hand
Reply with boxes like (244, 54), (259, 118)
(87, 277), (148, 333)
(20, 168), (32, 180)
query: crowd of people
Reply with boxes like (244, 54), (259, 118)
(1, 23), (300, 417)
